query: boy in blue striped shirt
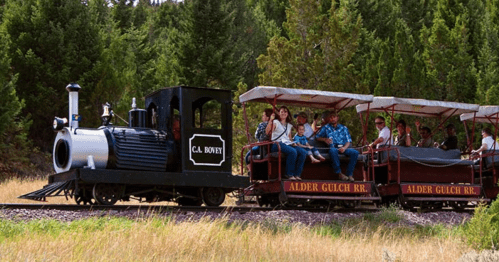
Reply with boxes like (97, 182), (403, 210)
(294, 124), (325, 163)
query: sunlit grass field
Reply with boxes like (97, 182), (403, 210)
(0, 216), (471, 261)
(0, 178), (473, 261)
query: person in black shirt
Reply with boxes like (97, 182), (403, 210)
(434, 124), (458, 150)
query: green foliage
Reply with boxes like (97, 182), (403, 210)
(461, 201), (499, 250)
(2, 0), (101, 149)
(2, 0), (499, 180)
(258, 0), (363, 92)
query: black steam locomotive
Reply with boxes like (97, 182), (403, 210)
(20, 84), (249, 206)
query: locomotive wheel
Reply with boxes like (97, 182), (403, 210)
(75, 195), (96, 205)
(202, 187), (225, 206)
(92, 183), (124, 205)
(74, 189), (96, 205)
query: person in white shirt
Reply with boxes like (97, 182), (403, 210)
(472, 127), (499, 155)
(369, 116), (393, 148)
(266, 106), (307, 181)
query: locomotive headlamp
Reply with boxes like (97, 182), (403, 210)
(53, 117), (68, 131)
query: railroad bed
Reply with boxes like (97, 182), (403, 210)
(0, 204), (473, 227)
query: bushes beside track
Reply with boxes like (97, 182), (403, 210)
(462, 200), (499, 250)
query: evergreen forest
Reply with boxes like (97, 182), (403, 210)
(1, 0), (499, 174)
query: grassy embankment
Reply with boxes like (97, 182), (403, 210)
(0, 178), (473, 261)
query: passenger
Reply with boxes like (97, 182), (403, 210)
(369, 116), (393, 148)
(312, 110), (331, 132)
(434, 124), (458, 150)
(414, 120), (434, 148)
(295, 112), (315, 141)
(266, 106), (307, 181)
(245, 108), (273, 164)
(316, 111), (358, 182)
(394, 120), (411, 146)
(172, 115), (181, 140)
(417, 126), (434, 148)
(294, 124), (326, 163)
(471, 127), (499, 155)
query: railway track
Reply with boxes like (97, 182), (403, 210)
(0, 203), (473, 213)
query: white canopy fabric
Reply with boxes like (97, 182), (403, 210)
(460, 106), (499, 123)
(239, 86), (373, 109)
(356, 96), (479, 117)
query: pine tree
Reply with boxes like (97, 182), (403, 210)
(3, 0), (101, 149)
(257, 0), (362, 92)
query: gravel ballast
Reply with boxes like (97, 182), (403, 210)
(0, 208), (472, 227)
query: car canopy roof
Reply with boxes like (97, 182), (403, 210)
(239, 86), (373, 110)
(460, 106), (499, 123)
(356, 96), (479, 117)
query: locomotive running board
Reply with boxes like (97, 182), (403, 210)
(286, 194), (380, 201)
(18, 180), (74, 201)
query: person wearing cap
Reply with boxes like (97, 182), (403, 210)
(295, 112), (315, 141)
(316, 111), (358, 182)
(434, 124), (458, 150)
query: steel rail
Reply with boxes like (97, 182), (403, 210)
(0, 203), (473, 214)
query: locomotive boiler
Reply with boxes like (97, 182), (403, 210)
(21, 84), (249, 206)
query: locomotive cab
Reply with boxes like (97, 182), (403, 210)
(145, 87), (233, 174)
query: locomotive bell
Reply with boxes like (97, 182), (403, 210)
(101, 102), (112, 126)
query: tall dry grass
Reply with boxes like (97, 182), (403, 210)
(0, 217), (471, 261)
(0, 178), (237, 205)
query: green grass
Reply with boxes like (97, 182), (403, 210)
(0, 211), (457, 241)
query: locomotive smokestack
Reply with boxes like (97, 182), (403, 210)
(66, 83), (81, 129)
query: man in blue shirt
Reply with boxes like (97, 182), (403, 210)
(316, 111), (358, 181)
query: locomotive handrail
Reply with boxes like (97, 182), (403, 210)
(363, 146), (401, 184)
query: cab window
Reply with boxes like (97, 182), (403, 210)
(192, 98), (222, 129)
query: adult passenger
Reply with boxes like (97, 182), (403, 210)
(471, 128), (499, 155)
(414, 120), (434, 148)
(266, 106), (307, 181)
(394, 120), (411, 147)
(369, 116), (393, 148)
(295, 112), (314, 141)
(311, 110), (331, 134)
(316, 111), (358, 182)
(416, 126), (434, 148)
(434, 124), (458, 150)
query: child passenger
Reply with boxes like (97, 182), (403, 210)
(294, 124), (326, 163)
